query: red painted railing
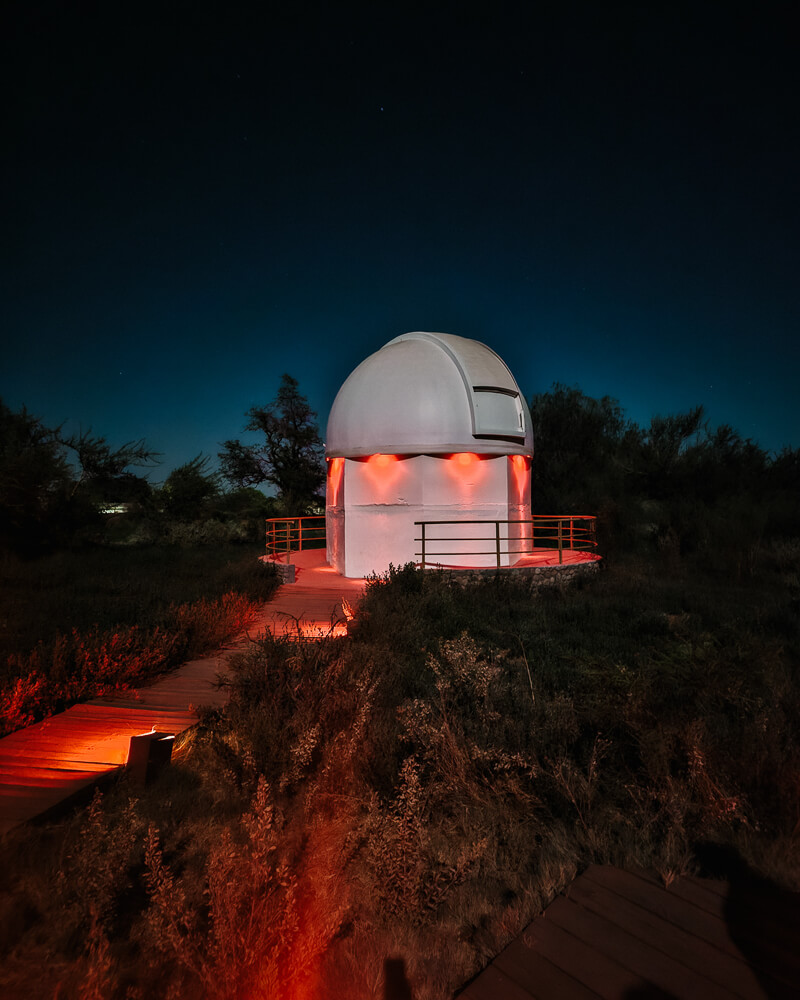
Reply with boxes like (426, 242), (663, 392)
(265, 516), (326, 560)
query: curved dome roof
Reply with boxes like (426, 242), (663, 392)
(326, 332), (534, 457)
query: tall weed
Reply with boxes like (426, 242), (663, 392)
(137, 776), (346, 1000)
(1, 592), (262, 735)
(2, 553), (799, 998)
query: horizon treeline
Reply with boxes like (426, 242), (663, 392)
(0, 400), (275, 554)
(0, 376), (325, 554)
(530, 384), (799, 575)
(2, 386), (798, 568)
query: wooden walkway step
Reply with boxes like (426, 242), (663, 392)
(459, 865), (800, 999)
(0, 550), (366, 835)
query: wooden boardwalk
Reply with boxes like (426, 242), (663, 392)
(460, 864), (800, 999)
(0, 551), (366, 835)
(261, 551), (367, 639)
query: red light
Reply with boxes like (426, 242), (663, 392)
(453, 452), (477, 466)
(368, 453), (397, 467)
(327, 457), (344, 504)
(510, 454), (530, 497)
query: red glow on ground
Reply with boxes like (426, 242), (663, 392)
(276, 620), (348, 640)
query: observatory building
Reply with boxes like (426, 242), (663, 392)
(325, 332), (534, 578)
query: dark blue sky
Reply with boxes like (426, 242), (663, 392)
(4, 1), (798, 481)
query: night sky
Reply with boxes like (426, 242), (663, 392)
(4, 1), (798, 481)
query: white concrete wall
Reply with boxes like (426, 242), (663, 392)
(331, 453), (532, 578)
(507, 454), (533, 559)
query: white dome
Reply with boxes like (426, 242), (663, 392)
(326, 332), (534, 457)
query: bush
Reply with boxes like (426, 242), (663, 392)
(0, 546), (279, 734)
(1, 553), (798, 998)
(0, 592), (262, 735)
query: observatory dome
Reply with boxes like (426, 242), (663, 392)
(326, 332), (533, 458)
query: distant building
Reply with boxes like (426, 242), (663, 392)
(325, 332), (533, 578)
(99, 503), (132, 515)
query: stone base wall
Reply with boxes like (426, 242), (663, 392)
(436, 559), (601, 590)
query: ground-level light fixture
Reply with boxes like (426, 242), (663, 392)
(126, 731), (175, 786)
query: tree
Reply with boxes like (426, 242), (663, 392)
(159, 455), (221, 521)
(0, 400), (73, 552)
(529, 384), (636, 513)
(64, 429), (160, 507)
(218, 375), (325, 515)
(0, 399), (161, 553)
(635, 406), (705, 499)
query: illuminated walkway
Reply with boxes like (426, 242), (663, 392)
(261, 548), (367, 638)
(0, 548), (590, 835)
(0, 550), (366, 836)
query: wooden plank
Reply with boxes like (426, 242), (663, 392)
(629, 870), (800, 989)
(490, 934), (605, 999)
(629, 866), (726, 917)
(704, 875), (800, 941)
(0, 772), (104, 792)
(712, 891), (800, 992)
(2, 740), (173, 757)
(511, 912), (658, 999)
(459, 963), (539, 1000)
(63, 704), (192, 719)
(0, 754), (114, 768)
(1, 746), (130, 762)
(0, 774), (103, 826)
(717, 899), (800, 963)
(546, 895), (734, 999)
(0, 765), (108, 781)
(686, 874), (729, 897)
(640, 867), (800, 996)
(458, 867), (800, 1000)
(0, 760), (113, 775)
(20, 715), (189, 730)
(570, 868), (767, 997)
(582, 867), (744, 959)
(0, 745), (128, 761)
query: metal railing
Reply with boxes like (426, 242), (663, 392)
(265, 515), (326, 560)
(414, 515), (597, 569)
(266, 513), (597, 567)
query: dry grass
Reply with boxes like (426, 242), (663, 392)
(0, 592), (262, 735)
(0, 544), (278, 734)
(0, 548), (798, 997)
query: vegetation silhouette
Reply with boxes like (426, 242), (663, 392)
(0, 384), (798, 996)
(218, 373), (325, 516)
(530, 383), (799, 573)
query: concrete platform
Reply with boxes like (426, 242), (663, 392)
(424, 549), (601, 570)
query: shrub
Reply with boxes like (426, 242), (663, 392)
(2, 552), (799, 998)
(137, 776), (345, 999)
(0, 593), (262, 736)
